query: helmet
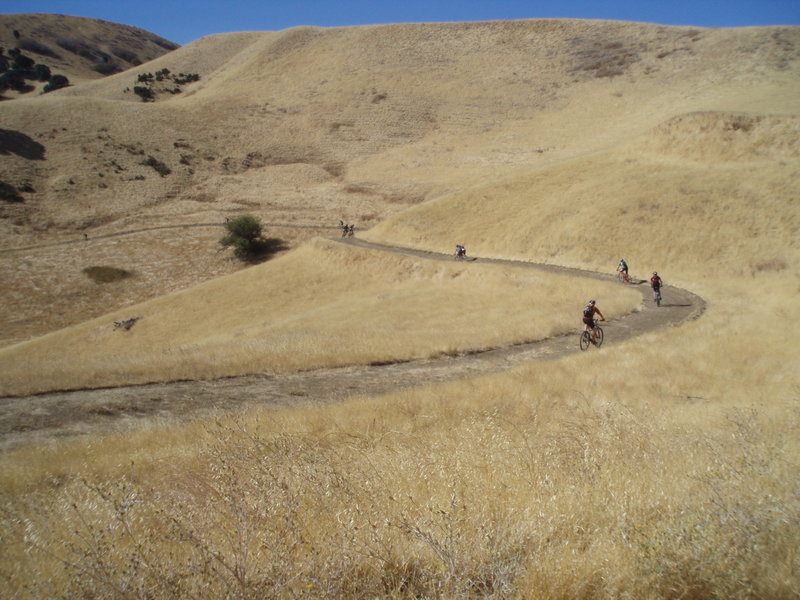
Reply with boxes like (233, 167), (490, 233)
(588, 300), (596, 305)
(653, 272), (658, 276)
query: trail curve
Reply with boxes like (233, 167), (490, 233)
(0, 238), (704, 451)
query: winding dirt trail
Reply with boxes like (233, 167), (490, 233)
(0, 238), (704, 451)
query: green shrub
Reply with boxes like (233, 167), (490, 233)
(0, 70), (26, 92)
(42, 74), (69, 93)
(219, 215), (285, 261)
(32, 63), (50, 81)
(133, 85), (154, 101)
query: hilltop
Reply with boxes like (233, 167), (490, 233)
(0, 13), (178, 91)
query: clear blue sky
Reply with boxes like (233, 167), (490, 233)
(7, 1), (800, 45)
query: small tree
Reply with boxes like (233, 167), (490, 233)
(42, 73), (69, 93)
(133, 85), (154, 102)
(220, 215), (268, 261)
(32, 63), (50, 81)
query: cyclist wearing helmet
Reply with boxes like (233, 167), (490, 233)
(650, 272), (663, 304)
(582, 300), (605, 344)
(617, 258), (630, 282)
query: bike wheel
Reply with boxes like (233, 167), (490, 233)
(580, 331), (591, 351)
(594, 326), (604, 347)
(656, 292), (661, 307)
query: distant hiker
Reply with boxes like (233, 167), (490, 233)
(347, 224), (355, 237)
(83, 233), (88, 241)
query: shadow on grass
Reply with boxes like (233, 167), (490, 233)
(0, 129), (46, 160)
(237, 237), (290, 264)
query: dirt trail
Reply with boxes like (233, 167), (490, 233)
(0, 238), (704, 451)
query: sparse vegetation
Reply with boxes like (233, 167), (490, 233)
(0, 44), (69, 94)
(130, 68), (201, 101)
(140, 155), (171, 176)
(133, 84), (154, 101)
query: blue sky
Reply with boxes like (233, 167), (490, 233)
(7, 1), (800, 45)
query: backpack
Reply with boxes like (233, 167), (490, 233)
(583, 305), (594, 318)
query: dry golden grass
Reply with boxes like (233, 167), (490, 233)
(0, 238), (639, 396)
(2, 21), (798, 344)
(0, 17), (798, 599)
(1, 277), (796, 597)
(363, 111), (800, 286)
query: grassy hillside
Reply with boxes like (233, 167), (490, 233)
(1, 21), (797, 345)
(0, 18), (798, 599)
(363, 111), (800, 285)
(0, 238), (640, 396)
(0, 13), (178, 88)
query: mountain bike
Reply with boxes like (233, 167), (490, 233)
(617, 271), (634, 284)
(579, 319), (604, 351)
(653, 287), (662, 307)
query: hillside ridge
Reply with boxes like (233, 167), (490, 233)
(0, 18), (797, 347)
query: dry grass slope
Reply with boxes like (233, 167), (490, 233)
(0, 13), (178, 87)
(0, 238), (640, 396)
(0, 18), (798, 599)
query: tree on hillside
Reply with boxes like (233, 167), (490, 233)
(32, 63), (50, 82)
(42, 73), (69, 93)
(220, 215), (267, 261)
(220, 215), (288, 262)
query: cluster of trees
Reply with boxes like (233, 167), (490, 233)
(132, 68), (200, 102)
(0, 46), (70, 95)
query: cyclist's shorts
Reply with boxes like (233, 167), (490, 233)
(582, 317), (595, 328)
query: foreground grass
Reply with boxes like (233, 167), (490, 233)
(0, 275), (796, 599)
(0, 238), (638, 396)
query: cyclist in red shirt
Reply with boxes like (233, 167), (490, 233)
(582, 300), (605, 344)
(650, 272), (663, 305)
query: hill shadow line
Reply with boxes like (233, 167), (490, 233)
(0, 129), (46, 160)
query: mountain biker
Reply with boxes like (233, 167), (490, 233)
(455, 244), (466, 259)
(582, 300), (605, 344)
(650, 272), (663, 303)
(617, 258), (630, 282)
